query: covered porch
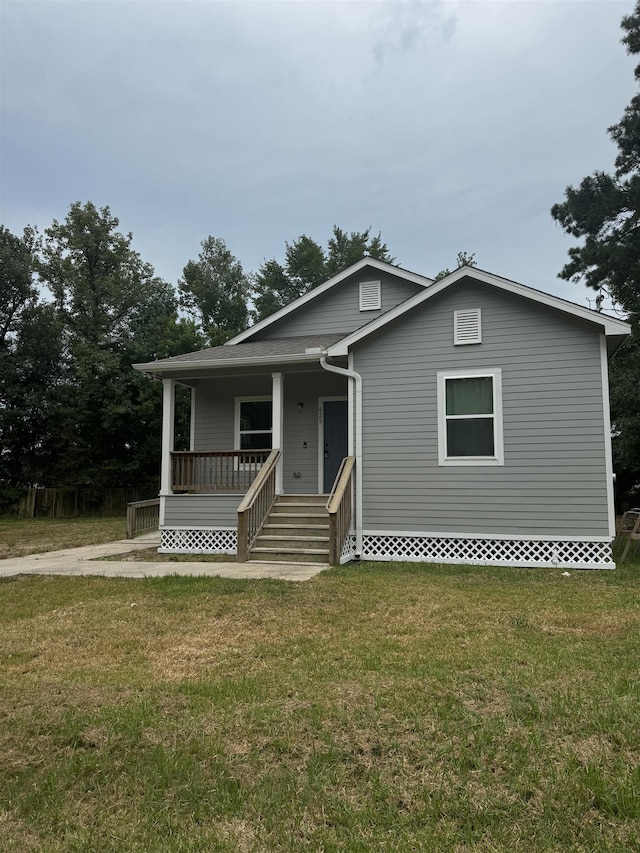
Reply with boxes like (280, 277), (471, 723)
(134, 339), (359, 564)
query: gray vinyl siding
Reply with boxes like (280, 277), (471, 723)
(353, 279), (610, 537)
(163, 494), (241, 527)
(192, 370), (345, 494)
(257, 275), (424, 340)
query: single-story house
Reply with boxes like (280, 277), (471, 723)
(134, 258), (630, 569)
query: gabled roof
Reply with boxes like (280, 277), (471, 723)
(327, 266), (631, 357)
(226, 257), (433, 345)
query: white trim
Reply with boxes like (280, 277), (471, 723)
(600, 334), (616, 538)
(454, 308), (482, 345)
(320, 357), (363, 555)
(347, 352), (355, 456)
(272, 372), (284, 494)
(327, 266), (631, 356)
(437, 368), (504, 466)
(160, 526), (237, 555)
(317, 396), (348, 493)
(358, 531), (614, 569)
(189, 386), (196, 451)
(160, 378), (175, 495)
(226, 258), (433, 345)
(234, 396), (272, 468)
(359, 280), (381, 311)
(134, 352), (323, 376)
(363, 528), (613, 542)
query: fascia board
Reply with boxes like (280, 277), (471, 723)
(225, 258), (433, 346)
(133, 352), (323, 376)
(327, 266), (631, 356)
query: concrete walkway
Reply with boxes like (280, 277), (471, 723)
(0, 533), (330, 581)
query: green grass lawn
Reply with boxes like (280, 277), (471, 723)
(0, 517), (127, 559)
(1, 559), (639, 852)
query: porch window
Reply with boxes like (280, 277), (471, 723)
(437, 369), (503, 466)
(235, 397), (272, 451)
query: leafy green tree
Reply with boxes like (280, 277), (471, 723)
(179, 236), (249, 347)
(252, 226), (395, 322)
(0, 224), (37, 347)
(35, 202), (198, 490)
(434, 251), (477, 281)
(252, 259), (299, 325)
(0, 303), (66, 488)
(551, 1), (640, 506)
(325, 226), (394, 278)
(285, 235), (327, 293)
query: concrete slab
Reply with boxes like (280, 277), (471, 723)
(0, 534), (329, 581)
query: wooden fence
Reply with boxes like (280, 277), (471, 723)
(10, 487), (158, 519)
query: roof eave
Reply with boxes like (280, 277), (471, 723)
(327, 266), (631, 355)
(133, 351), (326, 377)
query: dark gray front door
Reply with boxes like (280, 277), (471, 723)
(323, 400), (348, 492)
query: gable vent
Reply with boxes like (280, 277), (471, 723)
(454, 309), (482, 345)
(359, 280), (381, 311)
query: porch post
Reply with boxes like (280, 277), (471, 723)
(160, 378), (176, 497)
(272, 372), (284, 494)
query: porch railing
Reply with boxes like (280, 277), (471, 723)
(327, 455), (355, 565)
(126, 498), (160, 538)
(170, 450), (271, 493)
(237, 449), (281, 562)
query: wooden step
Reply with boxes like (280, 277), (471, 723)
(262, 523), (329, 537)
(277, 494), (328, 505)
(250, 547), (329, 564)
(254, 535), (330, 550)
(266, 512), (328, 526)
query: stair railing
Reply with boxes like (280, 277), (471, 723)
(326, 456), (355, 565)
(237, 449), (281, 562)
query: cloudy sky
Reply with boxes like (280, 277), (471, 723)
(1, 0), (636, 306)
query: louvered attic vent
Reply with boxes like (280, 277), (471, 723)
(359, 280), (381, 311)
(454, 309), (482, 345)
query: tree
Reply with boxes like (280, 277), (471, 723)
(34, 202), (198, 490)
(434, 251), (478, 281)
(325, 226), (394, 279)
(0, 225), (37, 347)
(251, 225), (395, 322)
(551, 1), (640, 506)
(179, 237), (249, 347)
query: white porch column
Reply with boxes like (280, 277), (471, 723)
(160, 378), (176, 496)
(189, 386), (196, 451)
(272, 372), (284, 494)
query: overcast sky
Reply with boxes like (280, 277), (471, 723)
(1, 0), (636, 307)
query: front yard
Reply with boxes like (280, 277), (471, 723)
(1, 557), (639, 851)
(0, 517), (127, 559)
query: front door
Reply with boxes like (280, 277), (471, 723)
(322, 399), (348, 492)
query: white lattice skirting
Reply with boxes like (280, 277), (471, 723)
(360, 533), (614, 569)
(160, 527), (237, 555)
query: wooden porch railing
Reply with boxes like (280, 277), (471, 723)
(126, 498), (160, 538)
(237, 449), (281, 562)
(171, 450), (271, 493)
(327, 456), (355, 565)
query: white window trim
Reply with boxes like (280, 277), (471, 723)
(359, 280), (381, 311)
(234, 396), (272, 466)
(437, 368), (504, 466)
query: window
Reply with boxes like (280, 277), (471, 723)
(235, 397), (272, 451)
(454, 308), (481, 345)
(437, 369), (503, 466)
(359, 280), (381, 311)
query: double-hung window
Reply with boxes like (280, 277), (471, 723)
(437, 369), (503, 465)
(235, 397), (272, 452)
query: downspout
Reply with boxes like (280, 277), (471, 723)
(320, 355), (363, 556)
